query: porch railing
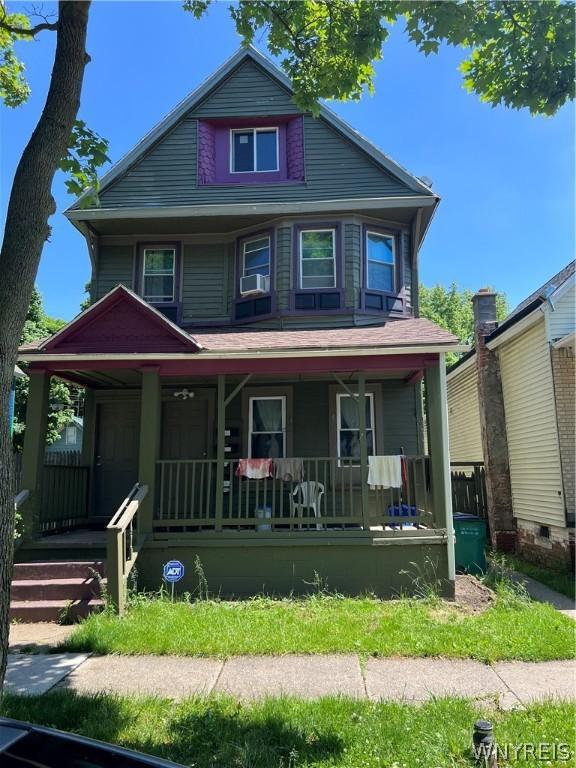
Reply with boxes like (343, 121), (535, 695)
(107, 482), (148, 615)
(154, 456), (433, 533)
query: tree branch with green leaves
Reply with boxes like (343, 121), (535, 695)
(185, 0), (575, 116)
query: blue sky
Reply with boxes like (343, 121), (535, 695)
(1, 1), (574, 320)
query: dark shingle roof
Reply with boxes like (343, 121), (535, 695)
(191, 319), (458, 352)
(508, 260), (575, 321)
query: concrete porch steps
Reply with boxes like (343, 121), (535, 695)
(10, 561), (106, 623)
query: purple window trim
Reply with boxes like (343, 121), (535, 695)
(198, 121), (216, 185)
(286, 116), (305, 182)
(360, 224), (407, 313)
(291, 222), (344, 312)
(197, 115), (304, 186)
(135, 241), (182, 322)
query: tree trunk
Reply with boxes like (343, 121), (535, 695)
(0, 1), (91, 691)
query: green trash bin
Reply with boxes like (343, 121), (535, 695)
(453, 513), (487, 575)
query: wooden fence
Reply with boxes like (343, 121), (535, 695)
(450, 462), (487, 521)
(45, 450), (82, 466)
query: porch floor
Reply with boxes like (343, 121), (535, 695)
(15, 529), (107, 564)
(29, 530), (107, 548)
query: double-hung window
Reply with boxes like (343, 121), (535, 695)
(249, 396), (286, 458)
(242, 237), (271, 281)
(299, 229), (336, 289)
(142, 248), (176, 303)
(231, 128), (278, 173)
(366, 231), (395, 292)
(336, 393), (375, 461)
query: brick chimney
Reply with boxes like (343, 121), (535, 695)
(473, 289), (516, 552)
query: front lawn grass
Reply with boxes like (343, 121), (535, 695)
(62, 588), (575, 663)
(1, 691), (574, 768)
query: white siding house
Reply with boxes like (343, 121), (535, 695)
(447, 261), (575, 568)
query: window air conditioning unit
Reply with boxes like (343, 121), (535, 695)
(240, 274), (269, 296)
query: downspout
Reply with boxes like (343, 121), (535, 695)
(438, 352), (456, 581)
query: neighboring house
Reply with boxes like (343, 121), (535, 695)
(45, 415), (83, 455)
(448, 261), (575, 569)
(17, 47), (462, 603)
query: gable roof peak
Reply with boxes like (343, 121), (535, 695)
(66, 45), (435, 212)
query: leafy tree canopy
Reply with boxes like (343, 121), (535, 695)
(419, 282), (508, 365)
(14, 288), (75, 449)
(187, 0), (575, 116)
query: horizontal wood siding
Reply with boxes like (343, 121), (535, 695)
(276, 226), (292, 310)
(293, 383), (331, 456)
(181, 243), (232, 323)
(547, 283), (575, 341)
(194, 60), (300, 117)
(447, 362), (483, 462)
(381, 380), (421, 455)
(92, 245), (134, 301)
(99, 119), (197, 208)
(499, 319), (565, 527)
(344, 223), (360, 309)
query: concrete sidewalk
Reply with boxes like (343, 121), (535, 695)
(4, 652), (575, 709)
(511, 571), (576, 620)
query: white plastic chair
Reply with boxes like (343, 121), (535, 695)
(290, 481), (325, 530)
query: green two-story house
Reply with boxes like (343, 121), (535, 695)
(18, 47), (462, 610)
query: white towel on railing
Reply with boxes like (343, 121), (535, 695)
(367, 455), (402, 489)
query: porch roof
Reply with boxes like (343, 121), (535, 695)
(189, 319), (458, 353)
(19, 316), (461, 361)
(19, 285), (460, 361)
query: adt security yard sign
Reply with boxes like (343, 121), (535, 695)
(163, 560), (185, 583)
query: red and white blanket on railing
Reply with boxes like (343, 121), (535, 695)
(235, 459), (274, 479)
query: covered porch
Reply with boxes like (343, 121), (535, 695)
(17, 362), (454, 609)
(17, 290), (460, 608)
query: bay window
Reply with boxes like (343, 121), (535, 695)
(242, 236), (271, 281)
(366, 231), (395, 292)
(299, 229), (336, 289)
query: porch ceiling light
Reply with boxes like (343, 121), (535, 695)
(174, 388), (195, 400)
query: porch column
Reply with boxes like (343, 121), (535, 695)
(20, 369), (51, 538)
(425, 354), (455, 581)
(214, 374), (226, 531)
(138, 367), (161, 534)
(357, 373), (370, 529)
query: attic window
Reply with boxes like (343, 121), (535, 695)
(231, 128), (278, 173)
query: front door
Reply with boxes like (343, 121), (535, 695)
(160, 398), (211, 521)
(161, 398), (209, 459)
(94, 401), (140, 518)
